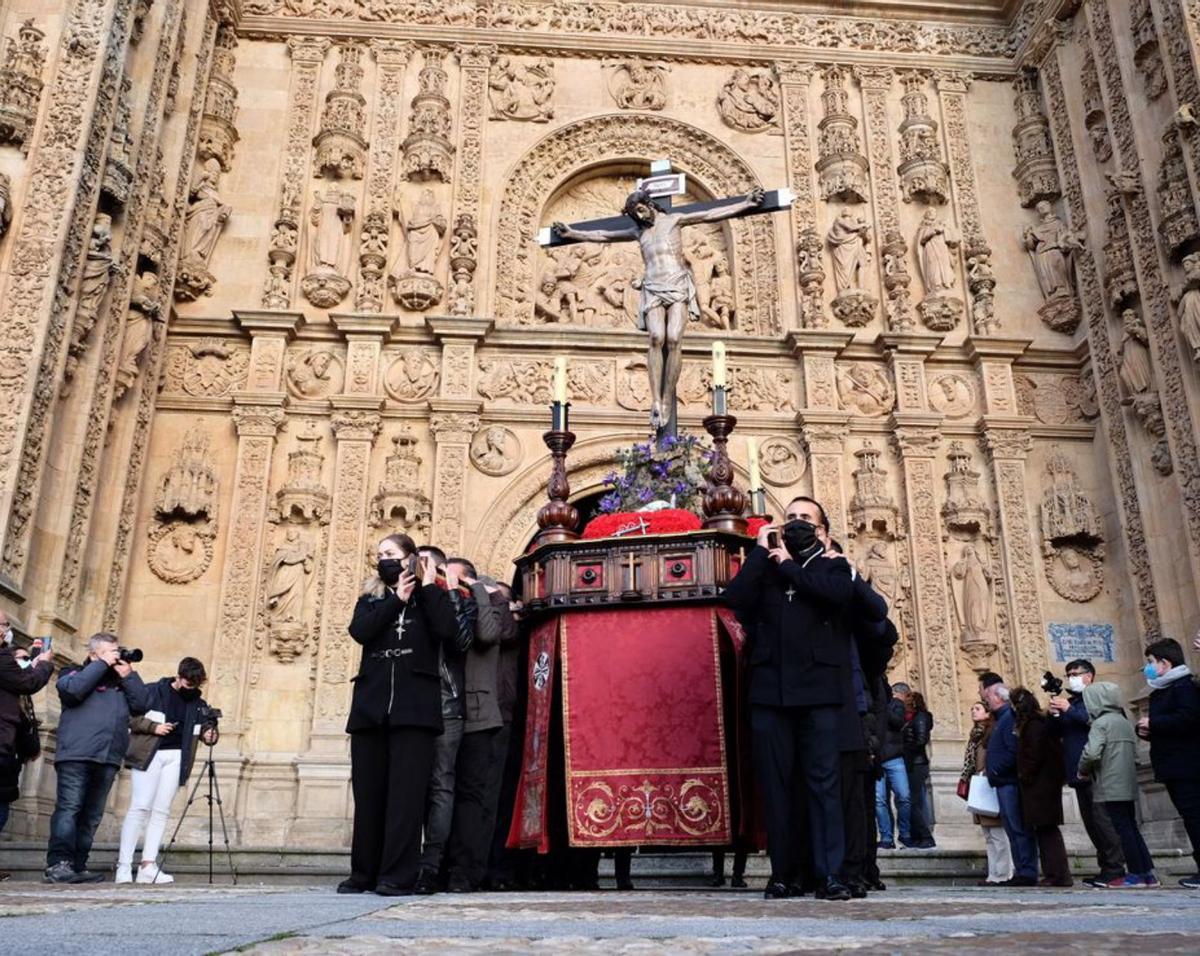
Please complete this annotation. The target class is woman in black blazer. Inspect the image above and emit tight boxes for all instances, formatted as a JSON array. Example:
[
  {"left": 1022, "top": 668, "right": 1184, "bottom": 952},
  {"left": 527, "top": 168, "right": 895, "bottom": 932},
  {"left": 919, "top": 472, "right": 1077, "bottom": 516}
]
[{"left": 339, "top": 533, "right": 458, "bottom": 895}]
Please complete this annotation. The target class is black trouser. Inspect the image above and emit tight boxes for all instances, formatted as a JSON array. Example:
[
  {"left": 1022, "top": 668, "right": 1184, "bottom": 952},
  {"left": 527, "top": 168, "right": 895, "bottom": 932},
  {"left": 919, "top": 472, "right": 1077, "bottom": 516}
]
[
  {"left": 839, "top": 750, "right": 870, "bottom": 884},
  {"left": 446, "top": 726, "right": 506, "bottom": 888},
  {"left": 488, "top": 719, "right": 527, "bottom": 886},
  {"left": 862, "top": 763, "right": 881, "bottom": 882},
  {"left": 1103, "top": 801, "right": 1154, "bottom": 876},
  {"left": 350, "top": 727, "right": 437, "bottom": 889},
  {"left": 1165, "top": 779, "right": 1200, "bottom": 872},
  {"left": 906, "top": 760, "right": 933, "bottom": 842},
  {"left": 1074, "top": 782, "right": 1126, "bottom": 878},
  {"left": 751, "top": 703, "right": 843, "bottom": 883}
]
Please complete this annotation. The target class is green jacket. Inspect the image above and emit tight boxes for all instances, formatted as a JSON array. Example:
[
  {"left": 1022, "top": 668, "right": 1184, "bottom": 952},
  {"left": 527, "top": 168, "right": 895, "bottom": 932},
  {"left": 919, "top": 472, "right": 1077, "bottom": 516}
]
[{"left": 1078, "top": 681, "right": 1137, "bottom": 803}]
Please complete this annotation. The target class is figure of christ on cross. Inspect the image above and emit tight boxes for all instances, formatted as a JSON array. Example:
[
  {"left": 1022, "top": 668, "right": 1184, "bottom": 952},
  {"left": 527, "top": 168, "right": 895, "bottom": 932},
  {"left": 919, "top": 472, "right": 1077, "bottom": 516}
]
[{"left": 548, "top": 182, "right": 777, "bottom": 438}]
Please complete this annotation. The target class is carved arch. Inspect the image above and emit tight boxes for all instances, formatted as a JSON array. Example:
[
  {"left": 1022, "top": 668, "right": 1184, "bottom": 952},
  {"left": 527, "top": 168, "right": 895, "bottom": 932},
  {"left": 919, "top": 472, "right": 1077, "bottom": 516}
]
[
  {"left": 492, "top": 113, "right": 781, "bottom": 335},
  {"left": 474, "top": 432, "right": 788, "bottom": 579}
]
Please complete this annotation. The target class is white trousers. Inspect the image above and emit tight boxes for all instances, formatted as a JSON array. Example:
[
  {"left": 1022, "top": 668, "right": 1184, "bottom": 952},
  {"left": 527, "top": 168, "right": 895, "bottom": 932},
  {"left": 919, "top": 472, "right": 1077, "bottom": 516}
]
[
  {"left": 118, "top": 749, "right": 182, "bottom": 866},
  {"left": 983, "top": 823, "right": 1013, "bottom": 882}
]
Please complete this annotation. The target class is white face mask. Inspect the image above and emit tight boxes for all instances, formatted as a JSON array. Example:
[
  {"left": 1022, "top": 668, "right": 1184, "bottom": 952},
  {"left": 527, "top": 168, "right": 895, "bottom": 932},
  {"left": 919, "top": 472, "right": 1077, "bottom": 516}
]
[
  {"left": 16, "top": 658, "right": 32, "bottom": 670},
  {"left": 1067, "top": 675, "right": 1087, "bottom": 694},
  {"left": 2, "top": 628, "right": 12, "bottom": 646}
]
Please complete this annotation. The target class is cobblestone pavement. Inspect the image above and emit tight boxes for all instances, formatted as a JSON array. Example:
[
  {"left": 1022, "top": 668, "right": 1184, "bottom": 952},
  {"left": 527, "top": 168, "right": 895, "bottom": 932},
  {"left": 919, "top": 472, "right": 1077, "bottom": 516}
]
[{"left": 2, "top": 883, "right": 1199, "bottom": 954}]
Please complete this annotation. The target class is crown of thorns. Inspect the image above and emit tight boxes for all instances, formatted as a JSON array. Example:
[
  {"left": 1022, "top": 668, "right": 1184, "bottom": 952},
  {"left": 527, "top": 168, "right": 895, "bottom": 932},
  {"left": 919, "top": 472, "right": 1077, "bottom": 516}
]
[{"left": 623, "top": 188, "right": 667, "bottom": 220}]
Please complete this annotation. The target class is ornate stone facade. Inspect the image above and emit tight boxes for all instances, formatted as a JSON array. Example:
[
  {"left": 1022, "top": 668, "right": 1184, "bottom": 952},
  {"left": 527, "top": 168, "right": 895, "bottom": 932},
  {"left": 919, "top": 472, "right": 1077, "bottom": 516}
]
[{"left": 1, "top": 0, "right": 1196, "bottom": 852}]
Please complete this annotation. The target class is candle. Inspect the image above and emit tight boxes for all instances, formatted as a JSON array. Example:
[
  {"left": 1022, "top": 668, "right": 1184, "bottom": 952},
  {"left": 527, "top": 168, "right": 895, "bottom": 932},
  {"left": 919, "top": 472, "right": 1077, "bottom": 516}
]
[
  {"left": 712, "top": 341, "right": 726, "bottom": 388},
  {"left": 747, "top": 437, "right": 761, "bottom": 490},
  {"left": 553, "top": 357, "right": 568, "bottom": 405}
]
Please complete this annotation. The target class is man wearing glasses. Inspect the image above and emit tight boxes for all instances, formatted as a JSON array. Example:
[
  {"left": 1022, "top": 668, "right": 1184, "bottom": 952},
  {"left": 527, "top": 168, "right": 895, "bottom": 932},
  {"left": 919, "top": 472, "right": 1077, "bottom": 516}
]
[{"left": 1048, "top": 659, "right": 1127, "bottom": 887}]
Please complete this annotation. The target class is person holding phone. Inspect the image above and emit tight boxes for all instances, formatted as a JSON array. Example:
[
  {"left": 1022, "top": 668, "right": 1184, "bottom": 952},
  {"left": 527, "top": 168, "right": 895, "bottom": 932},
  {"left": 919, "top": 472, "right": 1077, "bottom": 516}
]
[
  {"left": 116, "top": 657, "right": 216, "bottom": 884},
  {"left": 1, "top": 613, "right": 54, "bottom": 849},
  {"left": 339, "top": 534, "right": 459, "bottom": 895}
]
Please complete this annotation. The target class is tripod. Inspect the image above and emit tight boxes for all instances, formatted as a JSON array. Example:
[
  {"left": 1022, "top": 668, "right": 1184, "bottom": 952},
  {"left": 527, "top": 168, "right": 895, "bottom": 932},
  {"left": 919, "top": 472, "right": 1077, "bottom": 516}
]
[{"left": 157, "top": 733, "right": 238, "bottom": 885}]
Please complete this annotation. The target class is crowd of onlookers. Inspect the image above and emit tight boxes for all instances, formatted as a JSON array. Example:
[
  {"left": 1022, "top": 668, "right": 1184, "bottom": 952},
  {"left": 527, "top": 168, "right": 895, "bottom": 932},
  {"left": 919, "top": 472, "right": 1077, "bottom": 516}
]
[{"left": 959, "top": 638, "right": 1200, "bottom": 889}]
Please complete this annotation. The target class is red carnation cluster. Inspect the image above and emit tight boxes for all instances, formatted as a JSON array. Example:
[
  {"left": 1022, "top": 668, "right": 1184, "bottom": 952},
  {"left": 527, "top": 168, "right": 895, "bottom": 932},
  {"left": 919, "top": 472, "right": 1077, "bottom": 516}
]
[{"left": 581, "top": 509, "right": 703, "bottom": 539}]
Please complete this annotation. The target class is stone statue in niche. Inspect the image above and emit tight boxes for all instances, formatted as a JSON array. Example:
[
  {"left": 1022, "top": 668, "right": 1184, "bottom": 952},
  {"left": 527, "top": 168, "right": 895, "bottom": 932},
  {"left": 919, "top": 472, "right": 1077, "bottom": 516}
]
[
  {"left": 175, "top": 157, "right": 232, "bottom": 301},
  {"left": 717, "top": 68, "right": 779, "bottom": 133},
  {"left": 0, "top": 172, "right": 12, "bottom": 237},
  {"left": 608, "top": 61, "right": 668, "bottom": 111},
  {"left": 488, "top": 56, "right": 554, "bottom": 122},
  {"left": 1023, "top": 200, "right": 1083, "bottom": 334},
  {"left": 146, "top": 426, "right": 219, "bottom": 585},
  {"left": 835, "top": 363, "right": 895, "bottom": 417},
  {"left": 1175, "top": 251, "right": 1200, "bottom": 364},
  {"left": 265, "top": 526, "right": 315, "bottom": 662},
  {"left": 967, "top": 252, "right": 999, "bottom": 336},
  {"left": 301, "top": 189, "right": 355, "bottom": 308},
  {"left": 286, "top": 348, "right": 341, "bottom": 399},
  {"left": 826, "top": 210, "right": 876, "bottom": 327},
  {"left": 1117, "top": 308, "right": 1153, "bottom": 396},
  {"left": 470, "top": 425, "right": 522, "bottom": 477},
  {"left": 62, "top": 213, "right": 115, "bottom": 390},
  {"left": 391, "top": 188, "right": 446, "bottom": 311},
  {"left": 860, "top": 540, "right": 907, "bottom": 607},
  {"left": 113, "top": 271, "right": 164, "bottom": 401},
  {"left": 915, "top": 209, "right": 963, "bottom": 332},
  {"left": 950, "top": 543, "right": 997, "bottom": 663}
]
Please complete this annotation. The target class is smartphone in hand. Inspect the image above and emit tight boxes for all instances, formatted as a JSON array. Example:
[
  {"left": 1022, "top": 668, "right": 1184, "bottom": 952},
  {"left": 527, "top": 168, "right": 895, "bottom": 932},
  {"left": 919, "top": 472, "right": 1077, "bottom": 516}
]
[{"left": 767, "top": 531, "right": 780, "bottom": 550}]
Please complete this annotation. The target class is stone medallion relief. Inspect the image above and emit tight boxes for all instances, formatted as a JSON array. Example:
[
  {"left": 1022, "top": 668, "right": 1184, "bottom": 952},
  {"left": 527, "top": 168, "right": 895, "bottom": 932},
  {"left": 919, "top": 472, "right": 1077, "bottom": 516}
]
[
  {"left": 383, "top": 347, "right": 440, "bottom": 402},
  {"left": 286, "top": 347, "right": 344, "bottom": 400},
  {"left": 835, "top": 363, "right": 895, "bottom": 417},
  {"left": 758, "top": 436, "right": 807, "bottom": 487},
  {"left": 927, "top": 372, "right": 976, "bottom": 419},
  {"left": 470, "top": 425, "right": 522, "bottom": 477}
]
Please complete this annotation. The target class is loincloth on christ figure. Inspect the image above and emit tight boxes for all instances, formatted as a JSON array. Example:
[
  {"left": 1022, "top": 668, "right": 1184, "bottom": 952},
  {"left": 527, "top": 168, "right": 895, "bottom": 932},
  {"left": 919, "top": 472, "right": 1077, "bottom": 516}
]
[{"left": 636, "top": 269, "right": 700, "bottom": 331}]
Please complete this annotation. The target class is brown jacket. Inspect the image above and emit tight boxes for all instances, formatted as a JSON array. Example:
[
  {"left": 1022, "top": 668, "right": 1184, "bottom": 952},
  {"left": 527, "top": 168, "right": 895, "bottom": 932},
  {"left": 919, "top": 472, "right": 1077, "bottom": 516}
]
[
  {"left": 1017, "top": 714, "right": 1066, "bottom": 829},
  {"left": 968, "top": 720, "right": 1002, "bottom": 828}
]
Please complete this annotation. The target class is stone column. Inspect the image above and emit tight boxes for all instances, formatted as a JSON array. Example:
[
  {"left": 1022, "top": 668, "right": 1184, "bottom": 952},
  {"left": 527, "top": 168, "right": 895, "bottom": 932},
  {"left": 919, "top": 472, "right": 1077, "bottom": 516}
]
[
  {"left": 1158, "top": 1, "right": 1200, "bottom": 235},
  {"left": 791, "top": 330, "right": 852, "bottom": 540},
  {"left": 427, "top": 316, "right": 491, "bottom": 402},
  {"left": 878, "top": 332, "right": 943, "bottom": 414},
  {"left": 0, "top": 0, "right": 140, "bottom": 591},
  {"left": 891, "top": 420, "right": 961, "bottom": 739},
  {"left": 774, "top": 62, "right": 819, "bottom": 329},
  {"left": 429, "top": 408, "right": 482, "bottom": 556},
  {"left": 451, "top": 44, "right": 496, "bottom": 315}
]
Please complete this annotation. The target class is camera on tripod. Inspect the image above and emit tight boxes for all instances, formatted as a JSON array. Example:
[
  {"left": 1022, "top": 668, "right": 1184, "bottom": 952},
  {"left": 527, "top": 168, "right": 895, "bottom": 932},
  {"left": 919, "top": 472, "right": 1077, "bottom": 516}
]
[
  {"left": 1040, "top": 670, "right": 1064, "bottom": 696},
  {"left": 117, "top": 646, "right": 143, "bottom": 663},
  {"left": 197, "top": 704, "right": 222, "bottom": 744}
]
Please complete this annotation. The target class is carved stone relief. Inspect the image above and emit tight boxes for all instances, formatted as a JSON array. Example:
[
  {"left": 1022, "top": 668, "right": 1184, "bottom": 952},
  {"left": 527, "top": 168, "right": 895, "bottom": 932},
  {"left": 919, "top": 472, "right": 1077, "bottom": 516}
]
[
  {"left": 1014, "top": 372, "right": 1088, "bottom": 425},
  {"left": 717, "top": 68, "right": 779, "bottom": 133},
  {"left": 470, "top": 425, "right": 521, "bottom": 477},
  {"left": 897, "top": 71, "right": 948, "bottom": 205},
  {"left": 607, "top": 61, "right": 668, "bottom": 111},
  {"left": 478, "top": 357, "right": 611, "bottom": 405},
  {"left": 391, "top": 186, "right": 446, "bottom": 310},
  {"left": 1081, "top": 51, "right": 1111, "bottom": 164},
  {"left": 758, "top": 436, "right": 806, "bottom": 487},
  {"left": 263, "top": 525, "right": 317, "bottom": 662},
  {"left": 826, "top": 209, "right": 876, "bottom": 327},
  {"left": 102, "top": 76, "right": 135, "bottom": 205},
  {"left": 62, "top": 213, "right": 115, "bottom": 390},
  {"left": 384, "top": 347, "right": 440, "bottom": 402},
  {"left": 949, "top": 542, "right": 998, "bottom": 667},
  {"left": 1132, "top": 0, "right": 1168, "bottom": 100},
  {"left": 795, "top": 226, "right": 828, "bottom": 329},
  {"left": 848, "top": 440, "right": 901, "bottom": 540},
  {"left": 1040, "top": 452, "right": 1103, "bottom": 603},
  {"left": 146, "top": 426, "right": 219, "bottom": 585},
  {"left": 816, "top": 66, "right": 869, "bottom": 204},
  {"left": 1156, "top": 126, "right": 1200, "bottom": 259},
  {"left": 1023, "top": 200, "right": 1082, "bottom": 334},
  {"left": 161, "top": 339, "right": 251, "bottom": 397},
  {"left": 489, "top": 56, "right": 554, "bottom": 122},
  {"left": 302, "top": 189, "right": 356, "bottom": 307},
  {"left": 1177, "top": 252, "right": 1200, "bottom": 364},
  {"left": 315, "top": 42, "right": 368, "bottom": 180},
  {"left": 1010, "top": 71, "right": 1060, "bottom": 209},
  {"left": 0, "top": 19, "right": 46, "bottom": 155},
  {"left": 941, "top": 440, "right": 991, "bottom": 539},
  {"left": 915, "top": 209, "right": 962, "bottom": 332},
  {"left": 176, "top": 158, "right": 233, "bottom": 302},
  {"left": 1102, "top": 186, "right": 1138, "bottom": 310},
  {"left": 198, "top": 25, "right": 239, "bottom": 173},
  {"left": 403, "top": 47, "right": 453, "bottom": 182},
  {"left": 371, "top": 430, "right": 431, "bottom": 536},
  {"left": 835, "top": 363, "right": 895, "bottom": 418},
  {"left": 286, "top": 348, "right": 344, "bottom": 400},
  {"left": 928, "top": 372, "right": 976, "bottom": 419},
  {"left": 0, "top": 172, "right": 11, "bottom": 238},
  {"left": 114, "top": 271, "right": 165, "bottom": 401}
]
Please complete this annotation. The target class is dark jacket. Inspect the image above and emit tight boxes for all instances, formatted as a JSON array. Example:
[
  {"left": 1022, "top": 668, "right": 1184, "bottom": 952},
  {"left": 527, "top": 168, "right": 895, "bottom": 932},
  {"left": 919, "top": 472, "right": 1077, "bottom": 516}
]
[
  {"left": 722, "top": 545, "right": 854, "bottom": 708},
  {"left": 347, "top": 583, "right": 459, "bottom": 734},
  {"left": 0, "top": 645, "right": 53, "bottom": 758},
  {"left": 441, "top": 588, "right": 477, "bottom": 721},
  {"left": 1050, "top": 693, "right": 1091, "bottom": 787},
  {"left": 879, "top": 697, "right": 906, "bottom": 764},
  {"left": 902, "top": 710, "right": 933, "bottom": 767},
  {"left": 985, "top": 702, "right": 1018, "bottom": 787},
  {"left": 56, "top": 660, "right": 148, "bottom": 766},
  {"left": 1016, "top": 714, "right": 1066, "bottom": 828},
  {"left": 1147, "top": 671, "right": 1200, "bottom": 782},
  {"left": 497, "top": 619, "right": 526, "bottom": 725},
  {"left": 835, "top": 574, "right": 890, "bottom": 753},
  {"left": 124, "top": 677, "right": 207, "bottom": 786},
  {"left": 463, "top": 584, "right": 518, "bottom": 734}
]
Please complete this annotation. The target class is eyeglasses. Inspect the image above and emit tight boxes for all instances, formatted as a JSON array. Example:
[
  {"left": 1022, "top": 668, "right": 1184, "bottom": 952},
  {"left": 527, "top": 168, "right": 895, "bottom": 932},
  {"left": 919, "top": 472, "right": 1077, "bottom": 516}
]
[{"left": 1065, "top": 671, "right": 1087, "bottom": 678}]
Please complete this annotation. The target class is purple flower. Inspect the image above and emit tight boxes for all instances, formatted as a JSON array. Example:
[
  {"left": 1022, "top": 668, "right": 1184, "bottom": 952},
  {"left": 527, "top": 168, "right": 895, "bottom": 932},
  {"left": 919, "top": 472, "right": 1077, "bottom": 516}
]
[{"left": 638, "top": 486, "right": 653, "bottom": 503}]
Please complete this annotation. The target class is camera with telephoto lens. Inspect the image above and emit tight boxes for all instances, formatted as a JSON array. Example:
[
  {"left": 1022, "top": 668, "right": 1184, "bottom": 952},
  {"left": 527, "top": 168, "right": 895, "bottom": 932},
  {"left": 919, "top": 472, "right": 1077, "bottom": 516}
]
[
  {"left": 1040, "top": 670, "right": 1064, "bottom": 696},
  {"left": 197, "top": 704, "right": 222, "bottom": 744},
  {"left": 117, "top": 646, "right": 143, "bottom": 663}
]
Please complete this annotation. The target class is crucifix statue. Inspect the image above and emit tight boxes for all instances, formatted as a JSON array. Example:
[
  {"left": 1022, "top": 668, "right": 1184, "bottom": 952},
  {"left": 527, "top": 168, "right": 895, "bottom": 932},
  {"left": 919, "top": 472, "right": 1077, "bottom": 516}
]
[{"left": 541, "top": 161, "right": 792, "bottom": 441}]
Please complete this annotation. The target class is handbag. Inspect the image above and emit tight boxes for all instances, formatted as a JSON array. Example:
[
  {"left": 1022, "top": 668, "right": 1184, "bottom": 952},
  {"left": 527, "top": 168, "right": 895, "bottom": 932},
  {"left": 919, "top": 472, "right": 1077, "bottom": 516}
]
[
  {"left": 966, "top": 773, "right": 1000, "bottom": 817},
  {"left": 956, "top": 777, "right": 970, "bottom": 800},
  {"left": 15, "top": 707, "right": 41, "bottom": 762}
]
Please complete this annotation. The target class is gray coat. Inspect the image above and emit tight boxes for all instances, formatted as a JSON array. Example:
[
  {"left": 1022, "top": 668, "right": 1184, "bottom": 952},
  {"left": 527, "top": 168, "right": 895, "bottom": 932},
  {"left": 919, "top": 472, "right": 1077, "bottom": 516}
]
[
  {"left": 56, "top": 661, "right": 148, "bottom": 767},
  {"left": 463, "top": 583, "right": 518, "bottom": 733}
]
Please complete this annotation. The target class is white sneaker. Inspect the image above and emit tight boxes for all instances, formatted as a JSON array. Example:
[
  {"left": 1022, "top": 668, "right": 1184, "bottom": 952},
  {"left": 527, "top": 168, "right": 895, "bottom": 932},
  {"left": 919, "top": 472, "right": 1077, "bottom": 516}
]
[
  {"left": 136, "top": 863, "right": 174, "bottom": 884},
  {"left": 115, "top": 865, "right": 133, "bottom": 885}
]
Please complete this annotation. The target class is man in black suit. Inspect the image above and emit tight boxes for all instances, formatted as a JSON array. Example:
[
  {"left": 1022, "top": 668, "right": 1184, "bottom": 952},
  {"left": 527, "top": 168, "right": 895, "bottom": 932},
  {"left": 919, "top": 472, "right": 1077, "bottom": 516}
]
[{"left": 723, "top": 496, "right": 854, "bottom": 901}]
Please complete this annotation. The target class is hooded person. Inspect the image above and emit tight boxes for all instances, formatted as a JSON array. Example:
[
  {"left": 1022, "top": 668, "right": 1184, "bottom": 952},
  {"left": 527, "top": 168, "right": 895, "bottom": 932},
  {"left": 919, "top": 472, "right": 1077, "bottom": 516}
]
[{"left": 1079, "top": 681, "right": 1157, "bottom": 888}]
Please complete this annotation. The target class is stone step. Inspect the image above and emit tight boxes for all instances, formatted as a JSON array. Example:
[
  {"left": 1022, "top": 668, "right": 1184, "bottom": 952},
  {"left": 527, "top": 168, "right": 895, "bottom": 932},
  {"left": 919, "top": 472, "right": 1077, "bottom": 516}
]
[{"left": 2, "top": 840, "right": 1192, "bottom": 885}]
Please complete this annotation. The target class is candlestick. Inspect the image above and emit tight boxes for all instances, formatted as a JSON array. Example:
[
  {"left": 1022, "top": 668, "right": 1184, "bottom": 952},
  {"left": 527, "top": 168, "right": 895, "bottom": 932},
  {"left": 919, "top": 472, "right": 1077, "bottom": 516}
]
[
  {"left": 747, "top": 437, "right": 760, "bottom": 491},
  {"left": 701, "top": 411, "right": 747, "bottom": 534},
  {"left": 554, "top": 356, "right": 568, "bottom": 404},
  {"left": 712, "top": 385, "right": 727, "bottom": 416},
  {"left": 535, "top": 423, "right": 579, "bottom": 546},
  {"left": 750, "top": 488, "right": 767, "bottom": 518},
  {"left": 711, "top": 341, "right": 726, "bottom": 388},
  {"left": 550, "top": 401, "right": 569, "bottom": 432}
]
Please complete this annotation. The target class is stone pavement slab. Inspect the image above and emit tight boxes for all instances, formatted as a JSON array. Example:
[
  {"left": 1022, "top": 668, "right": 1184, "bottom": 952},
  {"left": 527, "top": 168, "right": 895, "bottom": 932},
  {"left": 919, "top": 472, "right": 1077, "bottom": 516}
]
[{"left": 1, "top": 884, "right": 1199, "bottom": 954}]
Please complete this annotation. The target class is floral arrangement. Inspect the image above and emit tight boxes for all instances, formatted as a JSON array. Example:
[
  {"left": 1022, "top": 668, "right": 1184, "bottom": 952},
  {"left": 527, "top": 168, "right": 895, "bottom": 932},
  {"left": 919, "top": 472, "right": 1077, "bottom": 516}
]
[
  {"left": 582, "top": 509, "right": 702, "bottom": 539},
  {"left": 595, "top": 434, "right": 712, "bottom": 515}
]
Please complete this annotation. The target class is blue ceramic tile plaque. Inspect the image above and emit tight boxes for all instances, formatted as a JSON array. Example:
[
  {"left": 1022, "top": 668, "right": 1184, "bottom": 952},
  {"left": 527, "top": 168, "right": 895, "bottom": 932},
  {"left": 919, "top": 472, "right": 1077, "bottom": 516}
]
[{"left": 1047, "top": 622, "right": 1116, "bottom": 663}]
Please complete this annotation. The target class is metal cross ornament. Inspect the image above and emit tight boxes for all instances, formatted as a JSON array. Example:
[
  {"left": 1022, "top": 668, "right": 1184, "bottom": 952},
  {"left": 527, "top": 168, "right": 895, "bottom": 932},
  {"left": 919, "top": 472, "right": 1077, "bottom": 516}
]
[{"left": 785, "top": 586, "right": 796, "bottom": 604}]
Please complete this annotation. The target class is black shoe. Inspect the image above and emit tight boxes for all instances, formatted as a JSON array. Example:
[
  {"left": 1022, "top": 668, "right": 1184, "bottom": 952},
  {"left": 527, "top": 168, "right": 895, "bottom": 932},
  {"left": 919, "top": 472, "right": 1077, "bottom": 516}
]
[
  {"left": 447, "top": 880, "right": 474, "bottom": 893},
  {"left": 898, "top": 838, "right": 921, "bottom": 849},
  {"left": 866, "top": 877, "right": 887, "bottom": 892},
  {"left": 847, "top": 879, "right": 868, "bottom": 899},
  {"left": 413, "top": 871, "right": 438, "bottom": 895},
  {"left": 916, "top": 839, "right": 937, "bottom": 849},
  {"left": 786, "top": 882, "right": 810, "bottom": 898},
  {"left": 616, "top": 878, "right": 635, "bottom": 891},
  {"left": 999, "top": 875, "right": 1036, "bottom": 887},
  {"left": 731, "top": 875, "right": 747, "bottom": 889},
  {"left": 337, "top": 878, "right": 372, "bottom": 894},
  {"left": 708, "top": 873, "right": 726, "bottom": 887},
  {"left": 375, "top": 882, "right": 415, "bottom": 896},
  {"left": 71, "top": 869, "right": 105, "bottom": 884},
  {"left": 815, "top": 877, "right": 851, "bottom": 901},
  {"left": 0, "top": 871, "right": 10, "bottom": 882},
  {"left": 1179, "top": 874, "right": 1200, "bottom": 889},
  {"left": 44, "top": 862, "right": 77, "bottom": 883},
  {"left": 763, "top": 881, "right": 790, "bottom": 899},
  {"left": 876, "top": 840, "right": 895, "bottom": 850}
]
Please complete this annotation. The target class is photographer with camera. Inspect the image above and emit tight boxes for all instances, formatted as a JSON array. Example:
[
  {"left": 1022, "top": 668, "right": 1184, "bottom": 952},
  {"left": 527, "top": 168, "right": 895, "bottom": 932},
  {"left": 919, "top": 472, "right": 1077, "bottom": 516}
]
[
  {"left": 45, "top": 633, "right": 147, "bottom": 883},
  {"left": 116, "top": 657, "right": 217, "bottom": 884},
  {"left": 1, "top": 612, "right": 54, "bottom": 852},
  {"left": 1046, "top": 660, "right": 1126, "bottom": 887}
]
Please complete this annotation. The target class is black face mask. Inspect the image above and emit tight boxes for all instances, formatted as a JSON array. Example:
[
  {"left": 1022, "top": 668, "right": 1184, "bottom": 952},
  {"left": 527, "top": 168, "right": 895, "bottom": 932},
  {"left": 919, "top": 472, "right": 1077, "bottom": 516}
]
[
  {"left": 781, "top": 519, "right": 819, "bottom": 559},
  {"left": 378, "top": 558, "right": 405, "bottom": 586},
  {"left": 178, "top": 687, "right": 201, "bottom": 702}
]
